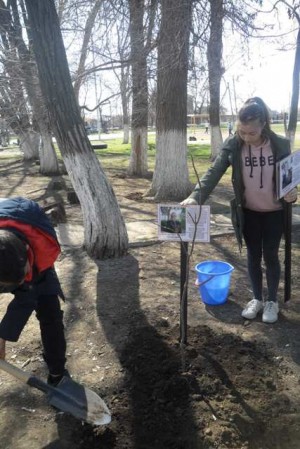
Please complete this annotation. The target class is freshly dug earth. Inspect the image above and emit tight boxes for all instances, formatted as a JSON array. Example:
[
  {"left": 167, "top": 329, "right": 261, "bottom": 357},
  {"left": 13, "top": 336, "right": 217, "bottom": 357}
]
[{"left": 0, "top": 158, "right": 300, "bottom": 449}]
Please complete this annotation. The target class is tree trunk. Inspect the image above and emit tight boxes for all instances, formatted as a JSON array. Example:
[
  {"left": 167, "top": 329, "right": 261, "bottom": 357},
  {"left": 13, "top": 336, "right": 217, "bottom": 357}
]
[
  {"left": 39, "top": 130, "right": 60, "bottom": 175},
  {"left": 20, "top": 130, "right": 39, "bottom": 160},
  {"left": 0, "top": 0, "right": 61, "bottom": 173},
  {"left": 128, "top": 0, "right": 148, "bottom": 176},
  {"left": 207, "top": 0, "right": 224, "bottom": 159},
  {"left": 24, "top": 0, "right": 128, "bottom": 259},
  {"left": 123, "top": 123, "right": 130, "bottom": 145},
  {"left": 121, "top": 74, "right": 130, "bottom": 145},
  {"left": 287, "top": 27, "right": 300, "bottom": 150},
  {"left": 148, "top": 0, "right": 192, "bottom": 201}
]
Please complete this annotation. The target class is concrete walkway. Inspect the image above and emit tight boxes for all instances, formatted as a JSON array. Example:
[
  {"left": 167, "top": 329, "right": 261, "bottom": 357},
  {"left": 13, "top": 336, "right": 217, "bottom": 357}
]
[
  {"left": 56, "top": 205, "right": 300, "bottom": 248},
  {"left": 56, "top": 220, "right": 160, "bottom": 248}
]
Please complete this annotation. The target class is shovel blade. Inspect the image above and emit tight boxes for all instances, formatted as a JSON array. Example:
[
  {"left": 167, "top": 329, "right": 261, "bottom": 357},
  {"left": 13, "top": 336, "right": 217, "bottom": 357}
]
[{"left": 48, "top": 376, "right": 111, "bottom": 425}]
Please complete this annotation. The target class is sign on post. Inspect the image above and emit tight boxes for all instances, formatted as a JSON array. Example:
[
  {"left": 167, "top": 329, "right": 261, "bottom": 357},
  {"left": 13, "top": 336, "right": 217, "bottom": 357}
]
[
  {"left": 157, "top": 204, "right": 210, "bottom": 242},
  {"left": 157, "top": 204, "right": 211, "bottom": 345},
  {"left": 276, "top": 149, "right": 300, "bottom": 199}
]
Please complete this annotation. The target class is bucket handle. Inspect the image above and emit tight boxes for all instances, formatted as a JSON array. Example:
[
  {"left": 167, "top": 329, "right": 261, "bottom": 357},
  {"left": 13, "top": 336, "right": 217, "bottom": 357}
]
[{"left": 195, "top": 275, "right": 215, "bottom": 288}]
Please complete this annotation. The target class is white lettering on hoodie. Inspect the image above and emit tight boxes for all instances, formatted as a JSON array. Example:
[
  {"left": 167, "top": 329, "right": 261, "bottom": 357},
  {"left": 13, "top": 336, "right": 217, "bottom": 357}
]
[{"left": 241, "top": 140, "right": 282, "bottom": 211}]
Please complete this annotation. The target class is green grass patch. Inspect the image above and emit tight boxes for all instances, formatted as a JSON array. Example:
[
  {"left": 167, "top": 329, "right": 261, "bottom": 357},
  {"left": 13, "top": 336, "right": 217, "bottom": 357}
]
[
  {"left": 82, "top": 134, "right": 236, "bottom": 187},
  {"left": 93, "top": 135, "right": 233, "bottom": 185},
  {"left": 95, "top": 136, "right": 156, "bottom": 170},
  {"left": 95, "top": 136, "right": 215, "bottom": 176},
  {"left": 188, "top": 143, "right": 211, "bottom": 159},
  {"left": 187, "top": 143, "right": 216, "bottom": 183}
]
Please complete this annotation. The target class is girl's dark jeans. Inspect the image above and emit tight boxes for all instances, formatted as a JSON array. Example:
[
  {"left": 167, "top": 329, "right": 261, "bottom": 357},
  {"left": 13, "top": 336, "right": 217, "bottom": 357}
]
[{"left": 243, "top": 208, "right": 284, "bottom": 303}]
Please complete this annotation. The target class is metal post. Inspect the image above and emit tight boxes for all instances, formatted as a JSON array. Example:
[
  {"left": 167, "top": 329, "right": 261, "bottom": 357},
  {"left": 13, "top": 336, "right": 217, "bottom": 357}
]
[
  {"left": 180, "top": 242, "right": 189, "bottom": 344},
  {"left": 284, "top": 203, "right": 292, "bottom": 302}
]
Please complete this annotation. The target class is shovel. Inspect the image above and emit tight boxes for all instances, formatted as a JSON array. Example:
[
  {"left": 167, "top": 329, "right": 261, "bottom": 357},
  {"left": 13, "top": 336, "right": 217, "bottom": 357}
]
[{"left": 0, "top": 359, "right": 111, "bottom": 426}]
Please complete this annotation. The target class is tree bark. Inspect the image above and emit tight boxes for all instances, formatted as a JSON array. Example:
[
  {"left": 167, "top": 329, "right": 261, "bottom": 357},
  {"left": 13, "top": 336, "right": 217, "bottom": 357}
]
[
  {"left": 123, "top": 122, "right": 130, "bottom": 145},
  {"left": 24, "top": 0, "right": 128, "bottom": 259},
  {"left": 0, "top": 0, "right": 60, "bottom": 172},
  {"left": 128, "top": 0, "right": 148, "bottom": 176},
  {"left": 39, "top": 130, "right": 60, "bottom": 174},
  {"left": 120, "top": 66, "right": 130, "bottom": 145},
  {"left": 207, "top": 0, "right": 224, "bottom": 159},
  {"left": 20, "top": 129, "right": 39, "bottom": 159},
  {"left": 287, "top": 27, "right": 300, "bottom": 150},
  {"left": 148, "top": 0, "right": 192, "bottom": 201}
]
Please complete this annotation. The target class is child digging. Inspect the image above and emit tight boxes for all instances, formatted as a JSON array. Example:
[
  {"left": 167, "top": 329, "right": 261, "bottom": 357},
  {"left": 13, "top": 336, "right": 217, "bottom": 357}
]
[{"left": 0, "top": 197, "right": 69, "bottom": 386}]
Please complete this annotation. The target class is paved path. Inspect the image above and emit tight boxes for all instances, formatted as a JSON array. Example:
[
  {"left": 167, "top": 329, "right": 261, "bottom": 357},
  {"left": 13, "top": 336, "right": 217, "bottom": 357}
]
[{"left": 56, "top": 205, "right": 300, "bottom": 248}]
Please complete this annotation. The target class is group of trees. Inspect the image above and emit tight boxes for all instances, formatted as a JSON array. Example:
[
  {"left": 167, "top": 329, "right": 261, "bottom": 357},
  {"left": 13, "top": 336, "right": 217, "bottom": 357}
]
[{"left": 0, "top": 0, "right": 299, "bottom": 259}]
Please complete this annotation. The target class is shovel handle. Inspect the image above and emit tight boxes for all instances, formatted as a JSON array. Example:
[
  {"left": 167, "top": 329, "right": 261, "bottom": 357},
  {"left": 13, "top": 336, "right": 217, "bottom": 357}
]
[{"left": 0, "top": 359, "right": 31, "bottom": 384}]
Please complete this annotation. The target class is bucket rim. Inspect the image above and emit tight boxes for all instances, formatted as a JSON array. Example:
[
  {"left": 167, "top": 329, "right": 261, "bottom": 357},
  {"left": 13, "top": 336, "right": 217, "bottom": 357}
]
[{"left": 195, "top": 260, "right": 234, "bottom": 275}]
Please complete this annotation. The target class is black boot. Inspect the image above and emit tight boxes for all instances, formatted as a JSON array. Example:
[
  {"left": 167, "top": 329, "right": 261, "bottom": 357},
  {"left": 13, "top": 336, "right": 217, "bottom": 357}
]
[{"left": 47, "top": 369, "right": 70, "bottom": 387}]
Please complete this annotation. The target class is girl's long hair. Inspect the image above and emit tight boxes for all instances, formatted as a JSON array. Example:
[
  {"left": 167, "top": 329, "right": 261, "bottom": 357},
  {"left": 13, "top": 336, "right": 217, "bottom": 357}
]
[{"left": 238, "top": 97, "right": 271, "bottom": 137}]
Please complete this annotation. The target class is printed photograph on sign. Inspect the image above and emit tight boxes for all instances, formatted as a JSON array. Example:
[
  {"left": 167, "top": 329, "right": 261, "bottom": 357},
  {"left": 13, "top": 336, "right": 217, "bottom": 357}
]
[
  {"left": 159, "top": 206, "right": 186, "bottom": 235},
  {"left": 276, "top": 149, "right": 300, "bottom": 199},
  {"left": 281, "top": 158, "right": 293, "bottom": 190},
  {"left": 157, "top": 204, "right": 210, "bottom": 242}
]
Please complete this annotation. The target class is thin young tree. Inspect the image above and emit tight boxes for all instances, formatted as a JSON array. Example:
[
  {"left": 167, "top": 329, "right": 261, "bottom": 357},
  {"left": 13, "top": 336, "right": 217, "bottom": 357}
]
[
  {"left": 24, "top": 0, "right": 128, "bottom": 259},
  {"left": 109, "top": 9, "right": 131, "bottom": 145},
  {"left": 97, "top": 1, "right": 132, "bottom": 145},
  {"left": 72, "top": 0, "right": 103, "bottom": 100}
]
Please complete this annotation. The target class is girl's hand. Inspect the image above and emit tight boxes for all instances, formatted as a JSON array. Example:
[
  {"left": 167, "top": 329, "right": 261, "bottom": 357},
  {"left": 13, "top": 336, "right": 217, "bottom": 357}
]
[
  {"left": 0, "top": 338, "right": 6, "bottom": 359},
  {"left": 180, "top": 198, "right": 198, "bottom": 206},
  {"left": 284, "top": 187, "right": 298, "bottom": 203}
]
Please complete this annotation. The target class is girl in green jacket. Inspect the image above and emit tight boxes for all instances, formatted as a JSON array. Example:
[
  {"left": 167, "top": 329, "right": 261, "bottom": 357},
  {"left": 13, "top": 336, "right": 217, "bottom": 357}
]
[{"left": 182, "top": 97, "right": 297, "bottom": 324}]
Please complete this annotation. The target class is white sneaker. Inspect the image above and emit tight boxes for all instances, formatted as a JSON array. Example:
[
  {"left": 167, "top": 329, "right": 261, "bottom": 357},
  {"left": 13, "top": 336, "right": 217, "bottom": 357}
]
[
  {"left": 262, "top": 301, "right": 279, "bottom": 323},
  {"left": 241, "top": 299, "right": 263, "bottom": 319}
]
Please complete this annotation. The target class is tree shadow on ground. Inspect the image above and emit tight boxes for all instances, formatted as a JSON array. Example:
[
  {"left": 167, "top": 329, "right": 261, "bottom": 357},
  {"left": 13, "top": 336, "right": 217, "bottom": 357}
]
[{"left": 95, "top": 254, "right": 202, "bottom": 449}]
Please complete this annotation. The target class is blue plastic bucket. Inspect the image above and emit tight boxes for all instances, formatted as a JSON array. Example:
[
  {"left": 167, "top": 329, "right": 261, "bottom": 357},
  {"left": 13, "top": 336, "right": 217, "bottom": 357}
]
[{"left": 195, "top": 260, "right": 234, "bottom": 306}]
